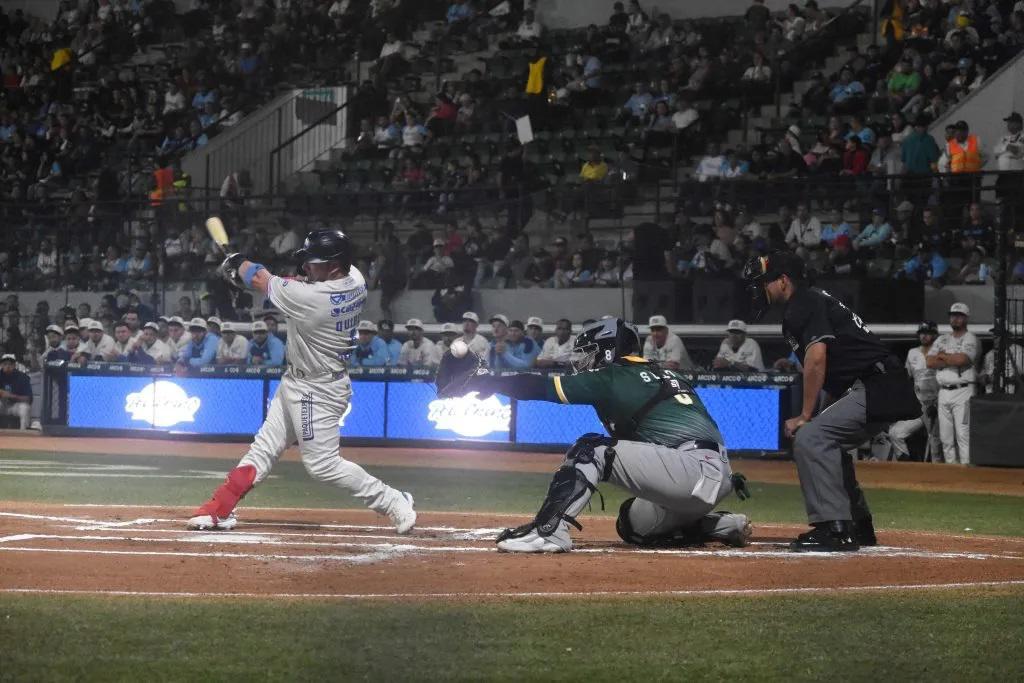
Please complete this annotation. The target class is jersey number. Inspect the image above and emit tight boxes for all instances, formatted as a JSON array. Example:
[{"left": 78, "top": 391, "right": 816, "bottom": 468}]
[
  {"left": 640, "top": 370, "right": 694, "bottom": 404},
  {"left": 820, "top": 289, "right": 871, "bottom": 333}
]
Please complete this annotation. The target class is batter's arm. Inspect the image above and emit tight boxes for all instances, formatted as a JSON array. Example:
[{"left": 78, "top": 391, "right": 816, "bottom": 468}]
[{"left": 238, "top": 261, "right": 273, "bottom": 294}]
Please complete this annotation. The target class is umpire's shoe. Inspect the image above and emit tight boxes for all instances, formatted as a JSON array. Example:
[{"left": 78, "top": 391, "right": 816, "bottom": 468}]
[
  {"left": 789, "top": 521, "right": 860, "bottom": 552},
  {"left": 854, "top": 517, "right": 878, "bottom": 546}
]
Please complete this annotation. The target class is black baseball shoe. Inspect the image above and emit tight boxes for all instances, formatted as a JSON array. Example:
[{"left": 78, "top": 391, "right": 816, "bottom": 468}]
[
  {"left": 854, "top": 517, "right": 878, "bottom": 546},
  {"left": 789, "top": 521, "right": 860, "bottom": 552}
]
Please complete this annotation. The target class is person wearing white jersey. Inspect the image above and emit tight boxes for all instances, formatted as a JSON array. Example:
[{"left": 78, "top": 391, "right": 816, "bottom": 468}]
[
  {"left": 83, "top": 319, "right": 117, "bottom": 360},
  {"left": 642, "top": 315, "right": 693, "bottom": 370},
  {"left": 927, "top": 303, "right": 979, "bottom": 464},
  {"left": 460, "top": 311, "right": 491, "bottom": 359},
  {"left": 134, "top": 322, "right": 175, "bottom": 364},
  {"left": 398, "top": 318, "right": 436, "bottom": 366},
  {"left": 534, "top": 318, "right": 575, "bottom": 368},
  {"left": 188, "top": 229, "right": 416, "bottom": 533},
  {"left": 431, "top": 322, "right": 460, "bottom": 365},
  {"left": 215, "top": 322, "right": 250, "bottom": 364},
  {"left": 889, "top": 321, "right": 942, "bottom": 461},
  {"left": 979, "top": 330, "right": 1024, "bottom": 395},
  {"left": 165, "top": 316, "right": 189, "bottom": 359},
  {"left": 712, "top": 319, "right": 764, "bottom": 370}
]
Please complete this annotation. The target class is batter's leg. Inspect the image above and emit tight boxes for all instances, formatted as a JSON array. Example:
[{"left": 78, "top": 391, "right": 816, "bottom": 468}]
[
  {"left": 937, "top": 392, "right": 957, "bottom": 464},
  {"left": 792, "top": 383, "right": 869, "bottom": 524},
  {"left": 187, "top": 383, "right": 295, "bottom": 530},
  {"left": 289, "top": 377, "right": 415, "bottom": 533}
]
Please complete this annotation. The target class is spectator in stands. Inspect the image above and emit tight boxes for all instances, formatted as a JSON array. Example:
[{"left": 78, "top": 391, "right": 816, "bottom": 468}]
[
  {"left": 954, "top": 246, "right": 990, "bottom": 284},
  {"left": 899, "top": 242, "right": 948, "bottom": 285},
  {"left": 994, "top": 111, "right": 1024, "bottom": 204},
  {"left": 829, "top": 67, "right": 865, "bottom": 113},
  {"left": 786, "top": 203, "right": 822, "bottom": 254},
  {"left": 414, "top": 239, "right": 454, "bottom": 289},
  {"left": 713, "top": 319, "right": 764, "bottom": 371},
  {"left": 515, "top": 9, "right": 543, "bottom": 43},
  {"left": 745, "top": 0, "right": 771, "bottom": 34},
  {"left": 555, "top": 252, "right": 595, "bottom": 288},
  {"left": 819, "top": 210, "right": 852, "bottom": 247},
  {"left": 869, "top": 130, "right": 903, "bottom": 178},
  {"left": 621, "top": 81, "right": 654, "bottom": 121},
  {"left": 460, "top": 312, "right": 491, "bottom": 358},
  {"left": 888, "top": 57, "right": 921, "bottom": 108},
  {"left": 133, "top": 322, "right": 174, "bottom": 364},
  {"left": 695, "top": 143, "right": 727, "bottom": 182},
  {"left": 958, "top": 202, "right": 994, "bottom": 255},
  {"left": 179, "top": 318, "right": 217, "bottom": 367},
  {"left": 214, "top": 322, "right": 248, "bottom": 364},
  {"left": 351, "top": 320, "right": 389, "bottom": 367},
  {"left": 0, "top": 354, "right": 32, "bottom": 430},
  {"left": 823, "top": 234, "right": 862, "bottom": 276},
  {"left": 579, "top": 147, "right": 608, "bottom": 183},
  {"left": 840, "top": 136, "right": 869, "bottom": 176},
  {"left": 741, "top": 51, "right": 772, "bottom": 84},
  {"left": 270, "top": 219, "right": 303, "bottom": 261},
  {"left": 247, "top": 321, "right": 284, "bottom": 365},
  {"left": 853, "top": 208, "right": 893, "bottom": 251},
  {"left": 642, "top": 315, "right": 693, "bottom": 370},
  {"left": 525, "top": 317, "right": 544, "bottom": 344},
  {"left": 398, "top": 319, "right": 436, "bottom": 366},
  {"left": 262, "top": 313, "right": 283, "bottom": 341}
]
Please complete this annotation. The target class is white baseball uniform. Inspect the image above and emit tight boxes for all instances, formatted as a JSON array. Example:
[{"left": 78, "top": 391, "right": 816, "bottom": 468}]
[
  {"left": 81, "top": 333, "right": 116, "bottom": 360},
  {"left": 216, "top": 335, "right": 250, "bottom": 364},
  {"left": 982, "top": 344, "right": 1024, "bottom": 394},
  {"left": 235, "top": 268, "right": 407, "bottom": 516},
  {"left": 642, "top": 334, "right": 694, "bottom": 369},
  {"left": 139, "top": 339, "right": 175, "bottom": 364},
  {"left": 928, "top": 331, "right": 979, "bottom": 464},
  {"left": 888, "top": 346, "right": 941, "bottom": 460},
  {"left": 537, "top": 335, "right": 576, "bottom": 365},
  {"left": 168, "top": 334, "right": 189, "bottom": 359},
  {"left": 714, "top": 337, "right": 764, "bottom": 370},
  {"left": 399, "top": 338, "right": 437, "bottom": 366},
  {"left": 460, "top": 332, "right": 491, "bottom": 360}
]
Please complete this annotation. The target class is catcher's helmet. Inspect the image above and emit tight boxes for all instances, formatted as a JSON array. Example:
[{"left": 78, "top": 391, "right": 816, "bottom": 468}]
[
  {"left": 294, "top": 229, "right": 352, "bottom": 269},
  {"left": 741, "top": 251, "right": 807, "bottom": 321},
  {"left": 571, "top": 317, "right": 641, "bottom": 373}
]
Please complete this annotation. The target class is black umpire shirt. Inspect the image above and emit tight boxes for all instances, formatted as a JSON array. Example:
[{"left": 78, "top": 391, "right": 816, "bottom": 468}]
[{"left": 782, "top": 287, "right": 890, "bottom": 396}]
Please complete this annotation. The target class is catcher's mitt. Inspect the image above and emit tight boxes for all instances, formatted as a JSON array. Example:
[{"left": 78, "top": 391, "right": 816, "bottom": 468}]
[{"left": 435, "top": 349, "right": 487, "bottom": 398}]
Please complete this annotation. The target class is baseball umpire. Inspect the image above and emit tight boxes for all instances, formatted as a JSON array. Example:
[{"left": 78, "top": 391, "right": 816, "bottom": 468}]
[
  {"left": 435, "top": 317, "right": 752, "bottom": 553},
  {"left": 187, "top": 229, "right": 417, "bottom": 534},
  {"left": 743, "top": 252, "right": 918, "bottom": 551}
]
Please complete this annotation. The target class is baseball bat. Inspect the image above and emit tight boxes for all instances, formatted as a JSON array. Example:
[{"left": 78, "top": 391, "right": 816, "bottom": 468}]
[{"left": 205, "top": 216, "right": 231, "bottom": 254}]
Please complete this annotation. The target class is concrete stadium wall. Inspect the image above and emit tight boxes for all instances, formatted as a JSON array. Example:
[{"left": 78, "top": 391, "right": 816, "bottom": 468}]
[
  {"left": 540, "top": 0, "right": 855, "bottom": 27},
  {"left": 6, "top": 0, "right": 60, "bottom": 20},
  {"left": 929, "top": 51, "right": 1024, "bottom": 169},
  {"left": 9, "top": 284, "right": 1000, "bottom": 326}
]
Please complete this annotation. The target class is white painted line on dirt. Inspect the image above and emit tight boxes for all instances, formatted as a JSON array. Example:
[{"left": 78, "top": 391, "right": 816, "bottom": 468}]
[
  {"left": 0, "top": 545, "right": 445, "bottom": 564},
  {"left": 57, "top": 526, "right": 493, "bottom": 543},
  {"left": 0, "top": 472, "right": 227, "bottom": 479},
  {"left": 3, "top": 580, "right": 1024, "bottom": 601}
]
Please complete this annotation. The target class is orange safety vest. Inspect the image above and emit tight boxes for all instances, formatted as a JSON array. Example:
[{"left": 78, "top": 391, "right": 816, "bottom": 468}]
[{"left": 948, "top": 135, "right": 982, "bottom": 173}]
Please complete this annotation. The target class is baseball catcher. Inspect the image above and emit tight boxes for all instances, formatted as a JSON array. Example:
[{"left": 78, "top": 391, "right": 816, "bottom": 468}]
[{"left": 436, "top": 318, "right": 751, "bottom": 553}]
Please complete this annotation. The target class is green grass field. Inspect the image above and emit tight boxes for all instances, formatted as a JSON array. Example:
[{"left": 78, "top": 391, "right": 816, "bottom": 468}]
[{"left": 1, "top": 447, "right": 1023, "bottom": 681}]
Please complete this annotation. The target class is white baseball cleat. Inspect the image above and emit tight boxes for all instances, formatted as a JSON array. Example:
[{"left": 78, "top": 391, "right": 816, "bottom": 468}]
[
  {"left": 389, "top": 491, "right": 417, "bottom": 535},
  {"left": 186, "top": 512, "right": 237, "bottom": 531},
  {"left": 496, "top": 526, "right": 572, "bottom": 553}
]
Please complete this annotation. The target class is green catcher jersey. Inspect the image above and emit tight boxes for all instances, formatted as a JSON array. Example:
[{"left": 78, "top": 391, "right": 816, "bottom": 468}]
[{"left": 546, "top": 356, "right": 723, "bottom": 447}]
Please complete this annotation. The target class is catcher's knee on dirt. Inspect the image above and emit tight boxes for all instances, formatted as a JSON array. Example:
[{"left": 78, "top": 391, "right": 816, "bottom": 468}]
[{"left": 615, "top": 497, "right": 704, "bottom": 547}]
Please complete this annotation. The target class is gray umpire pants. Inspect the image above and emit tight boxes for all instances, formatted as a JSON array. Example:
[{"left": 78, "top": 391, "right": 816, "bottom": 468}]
[
  {"left": 792, "top": 381, "right": 875, "bottom": 524},
  {"left": 564, "top": 439, "right": 734, "bottom": 539}
]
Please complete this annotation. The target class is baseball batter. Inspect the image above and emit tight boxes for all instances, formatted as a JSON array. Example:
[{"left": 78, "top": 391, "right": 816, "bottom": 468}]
[
  {"left": 188, "top": 229, "right": 416, "bottom": 533},
  {"left": 436, "top": 318, "right": 751, "bottom": 553},
  {"left": 927, "top": 302, "right": 979, "bottom": 464}
]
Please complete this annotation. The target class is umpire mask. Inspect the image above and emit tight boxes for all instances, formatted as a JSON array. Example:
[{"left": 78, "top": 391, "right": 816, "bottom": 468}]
[{"left": 742, "top": 252, "right": 807, "bottom": 321}]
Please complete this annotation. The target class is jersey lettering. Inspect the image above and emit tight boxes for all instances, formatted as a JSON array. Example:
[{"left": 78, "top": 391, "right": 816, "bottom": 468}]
[{"left": 820, "top": 289, "right": 871, "bottom": 333}]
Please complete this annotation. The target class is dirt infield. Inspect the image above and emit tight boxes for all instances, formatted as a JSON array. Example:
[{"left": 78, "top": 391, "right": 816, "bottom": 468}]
[
  {"left": 5, "top": 433, "right": 1024, "bottom": 496},
  {"left": 2, "top": 503, "right": 1023, "bottom": 601}
]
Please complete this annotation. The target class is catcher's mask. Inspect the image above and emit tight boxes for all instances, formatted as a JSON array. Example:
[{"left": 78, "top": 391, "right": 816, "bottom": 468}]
[
  {"left": 570, "top": 318, "right": 641, "bottom": 373},
  {"left": 742, "top": 251, "right": 807, "bottom": 321}
]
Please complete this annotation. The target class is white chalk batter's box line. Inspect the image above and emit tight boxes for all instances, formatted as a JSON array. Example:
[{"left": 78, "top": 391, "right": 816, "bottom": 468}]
[{"left": 1, "top": 512, "right": 1022, "bottom": 563}]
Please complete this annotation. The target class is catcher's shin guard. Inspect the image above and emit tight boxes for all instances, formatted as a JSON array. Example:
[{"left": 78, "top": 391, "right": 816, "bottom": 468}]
[{"left": 196, "top": 464, "right": 257, "bottom": 519}]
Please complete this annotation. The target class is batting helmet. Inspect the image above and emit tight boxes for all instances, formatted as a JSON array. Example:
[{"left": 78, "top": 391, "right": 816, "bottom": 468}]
[
  {"left": 571, "top": 317, "right": 640, "bottom": 373},
  {"left": 294, "top": 229, "right": 352, "bottom": 269}
]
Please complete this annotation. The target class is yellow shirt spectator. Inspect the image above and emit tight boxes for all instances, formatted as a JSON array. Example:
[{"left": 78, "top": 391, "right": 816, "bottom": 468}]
[
  {"left": 580, "top": 160, "right": 608, "bottom": 182},
  {"left": 51, "top": 47, "right": 73, "bottom": 72}
]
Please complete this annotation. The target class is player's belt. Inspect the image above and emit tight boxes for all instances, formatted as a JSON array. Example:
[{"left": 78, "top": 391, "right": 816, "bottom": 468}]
[
  {"left": 940, "top": 382, "right": 972, "bottom": 390},
  {"left": 681, "top": 439, "right": 722, "bottom": 453},
  {"left": 288, "top": 365, "right": 347, "bottom": 381}
]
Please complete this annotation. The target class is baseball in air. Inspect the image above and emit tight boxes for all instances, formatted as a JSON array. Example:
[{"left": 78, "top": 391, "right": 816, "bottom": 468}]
[{"left": 449, "top": 339, "right": 470, "bottom": 358}]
